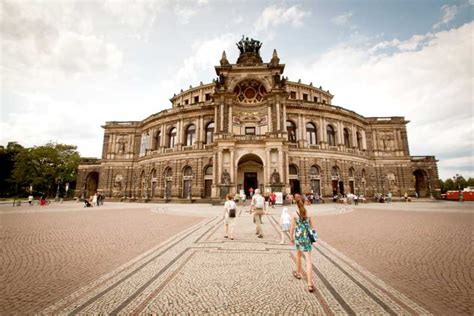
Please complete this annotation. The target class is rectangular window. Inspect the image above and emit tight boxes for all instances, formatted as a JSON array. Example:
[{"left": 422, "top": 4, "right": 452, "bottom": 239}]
[
  {"left": 314, "top": 97, "right": 318, "bottom": 102},
  {"left": 245, "top": 127, "right": 256, "bottom": 135},
  {"left": 194, "top": 96, "right": 199, "bottom": 103},
  {"left": 184, "top": 99, "right": 189, "bottom": 105},
  {"left": 303, "top": 93, "right": 308, "bottom": 101},
  {"left": 205, "top": 93, "right": 211, "bottom": 101},
  {"left": 290, "top": 91, "right": 296, "bottom": 99},
  {"left": 322, "top": 100, "right": 326, "bottom": 104}
]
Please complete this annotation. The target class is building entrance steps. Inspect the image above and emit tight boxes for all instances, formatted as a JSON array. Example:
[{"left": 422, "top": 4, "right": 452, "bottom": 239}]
[{"left": 42, "top": 205, "right": 430, "bottom": 315}]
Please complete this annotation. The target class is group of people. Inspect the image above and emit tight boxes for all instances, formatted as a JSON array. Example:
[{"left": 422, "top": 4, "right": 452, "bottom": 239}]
[
  {"left": 84, "top": 192, "right": 104, "bottom": 207},
  {"left": 223, "top": 190, "right": 317, "bottom": 292}
]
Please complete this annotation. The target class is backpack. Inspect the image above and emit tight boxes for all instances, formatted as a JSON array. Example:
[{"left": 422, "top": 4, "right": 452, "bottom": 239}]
[
  {"left": 255, "top": 195, "right": 265, "bottom": 209},
  {"left": 228, "top": 201, "right": 236, "bottom": 217}
]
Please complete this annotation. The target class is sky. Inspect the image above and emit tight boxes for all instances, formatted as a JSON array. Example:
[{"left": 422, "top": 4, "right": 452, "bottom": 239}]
[{"left": 1, "top": 0, "right": 473, "bottom": 180}]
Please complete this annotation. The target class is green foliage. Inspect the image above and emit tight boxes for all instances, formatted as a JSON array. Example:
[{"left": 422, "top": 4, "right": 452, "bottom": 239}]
[
  {"left": 3, "top": 142, "right": 80, "bottom": 197},
  {"left": 0, "top": 142, "right": 25, "bottom": 196}
]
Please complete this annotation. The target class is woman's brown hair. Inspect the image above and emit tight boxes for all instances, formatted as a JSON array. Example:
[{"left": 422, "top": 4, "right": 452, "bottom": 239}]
[
  {"left": 226, "top": 193, "right": 234, "bottom": 200},
  {"left": 296, "top": 199, "right": 307, "bottom": 219}
]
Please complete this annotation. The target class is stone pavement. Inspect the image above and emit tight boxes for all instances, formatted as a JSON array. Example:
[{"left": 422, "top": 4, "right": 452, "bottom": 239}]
[{"left": 39, "top": 204, "right": 430, "bottom": 315}]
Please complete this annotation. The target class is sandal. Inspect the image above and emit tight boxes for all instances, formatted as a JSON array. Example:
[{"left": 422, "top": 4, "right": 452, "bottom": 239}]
[
  {"left": 308, "top": 285, "right": 315, "bottom": 293},
  {"left": 292, "top": 271, "right": 302, "bottom": 279}
]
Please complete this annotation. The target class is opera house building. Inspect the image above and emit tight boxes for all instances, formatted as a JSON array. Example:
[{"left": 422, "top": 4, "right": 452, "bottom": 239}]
[{"left": 76, "top": 37, "right": 440, "bottom": 202}]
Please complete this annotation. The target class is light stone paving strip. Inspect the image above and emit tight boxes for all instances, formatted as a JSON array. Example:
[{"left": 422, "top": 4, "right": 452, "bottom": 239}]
[
  {"left": 317, "top": 240, "right": 431, "bottom": 315},
  {"left": 41, "top": 205, "right": 431, "bottom": 315}
]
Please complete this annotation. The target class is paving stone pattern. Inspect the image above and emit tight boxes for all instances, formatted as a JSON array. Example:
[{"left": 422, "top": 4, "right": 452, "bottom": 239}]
[{"left": 38, "top": 205, "right": 430, "bottom": 315}]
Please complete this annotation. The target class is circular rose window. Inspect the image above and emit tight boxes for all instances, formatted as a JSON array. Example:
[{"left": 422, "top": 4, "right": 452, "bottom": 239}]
[{"left": 234, "top": 80, "right": 267, "bottom": 104}]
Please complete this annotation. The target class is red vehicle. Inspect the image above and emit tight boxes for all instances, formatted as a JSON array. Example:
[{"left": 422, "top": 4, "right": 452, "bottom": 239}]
[{"left": 446, "top": 189, "right": 474, "bottom": 201}]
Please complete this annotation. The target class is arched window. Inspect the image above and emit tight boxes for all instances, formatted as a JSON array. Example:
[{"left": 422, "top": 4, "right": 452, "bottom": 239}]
[
  {"left": 331, "top": 166, "right": 340, "bottom": 177},
  {"left": 327, "top": 125, "right": 336, "bottom": 146},
  {"left": 344, "top": 128, "right": 351, "bottom": 148},
  {"left": 165, "top": 168, "right": 173, "bottom": 177},
  {"left": 289, "top": 164, "right": 298, "bottom": 175},
  {"left": 349, "top": 167, "right": 355, "bottom": 178},
  {"left": 183, "top": 166, "right": 193, "bottom": 176},
  {"left": 357, "top": 131, "right": 363, "bottom": 150},
  {"left": 306, "top": 122, "right": 317, "bottom": 145},
  {"left": 204, "top": 165, "right": 213, "bottom": 175},
  {"left": 168, "top": 127, "right": 177, "bottom": 148},
  {"left": 185, "top": 124, "right": 196, "bottom": 146},
  {"left": 309, "top": 165, "right": 320, "bottom": 176},
  {"left": 154, "top": 131, "right": 161, "bottom": 149},
  {"left": 361, "top": 169, "right": 366, "bottom": 178},
  {"left": 205, "top": 122, "right": 214, "bottom": 144},
  {"left": 287, "top": 121, "right": 297, "bottom": 143}
]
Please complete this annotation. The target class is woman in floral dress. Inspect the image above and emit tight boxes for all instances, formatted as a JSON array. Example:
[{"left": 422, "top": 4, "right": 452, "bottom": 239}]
[{"left": 290, "top": 199, "right": 315, "bottom": 292}]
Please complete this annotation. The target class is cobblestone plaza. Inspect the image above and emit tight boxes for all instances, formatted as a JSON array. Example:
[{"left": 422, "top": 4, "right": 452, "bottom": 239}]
[{"left": 0, "top": 201, "right": 472, "bottom": 314}]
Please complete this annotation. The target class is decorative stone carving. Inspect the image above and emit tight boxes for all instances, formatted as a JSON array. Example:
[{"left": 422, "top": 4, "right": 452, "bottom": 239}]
[
  {"left": 271, "top": 169, "right": 281, "bottom": 184},
  {"left": 221, "top": 169, "right": 231, "bottom": 185}
]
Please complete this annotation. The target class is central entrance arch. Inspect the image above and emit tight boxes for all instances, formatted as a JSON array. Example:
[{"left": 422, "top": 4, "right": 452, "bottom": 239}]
[{"left": 237, "top": 153, "right": 264, "bottom": 197}]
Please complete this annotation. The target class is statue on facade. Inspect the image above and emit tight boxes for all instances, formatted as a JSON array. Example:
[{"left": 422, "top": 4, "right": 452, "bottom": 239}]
[
  {"left": 221, "top": 169, "right": 231, "bottom": 185},
  {"left": 271, "top": 169, "right": 281, "bottom": 184},
  {"left": 117, "top": 138, "right": 127, "bottom": 154},
  {"left": 236, "top": 36, "right": 263, "bottom": 65}
]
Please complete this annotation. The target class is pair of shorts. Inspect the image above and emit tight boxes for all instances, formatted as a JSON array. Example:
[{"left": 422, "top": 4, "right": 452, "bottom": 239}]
[{"left": 281, "top": 223, "right": 290, "bottom": 231}]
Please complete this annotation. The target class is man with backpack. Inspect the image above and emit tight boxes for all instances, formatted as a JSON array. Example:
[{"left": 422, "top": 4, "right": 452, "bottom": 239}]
[{"left": 251, "top": 189, "right": 265, "bottom": 238}]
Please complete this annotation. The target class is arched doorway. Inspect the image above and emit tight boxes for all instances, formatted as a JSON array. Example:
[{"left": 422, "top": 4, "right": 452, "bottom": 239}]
[
  {"left": 164, "top": 168, "right": 172, "bottom": 199},
  {"left": 182, "top": 166, "right": 193, "bottom": 198},
  {"left": 203, "top": 165, "right": 213, "bottom": 198},
  {"left": 85, "top": 172, "right": 99, "bottom": 199},
  {"left": 237, "top": 154, "right": 264, "bottom": 197},
  {"left": 150, "top": 169, "right": 157, "bottom": 198},
  {"left": 413, "top": 169, "right": 429, "bottom": 198},
  {"left": 289, "top": 164, "right": 300, "bottom": 194}
]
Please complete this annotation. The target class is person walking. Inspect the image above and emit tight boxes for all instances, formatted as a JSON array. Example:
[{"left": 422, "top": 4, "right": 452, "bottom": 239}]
[
  {"left": 223, "top": 193, "right": 237, "bottom": 240},
  {"left": 280, "top": 207, "right": 291, "bottom": 244},
  {"left": 290, "top": 199, "right": 316, "bottom": 292},
  {"left": 28, "top": 194, "right": 34, "bottom": 206},
  {"left": 251, "top": 189, "right": 265, "bottom": 238}
]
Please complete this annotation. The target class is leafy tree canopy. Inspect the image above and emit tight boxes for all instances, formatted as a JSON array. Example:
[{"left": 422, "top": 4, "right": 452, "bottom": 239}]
[{"left": 7, "top": 142, "right": 80, "bottom": 197}]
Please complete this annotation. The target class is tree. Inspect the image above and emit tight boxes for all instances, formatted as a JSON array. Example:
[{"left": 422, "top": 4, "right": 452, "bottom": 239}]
[
  {"left": 0, "top": 142, "right": 24, "bottom": 196},
  {"left": 11, "top": 142, "right": 80, "bottom": 197}
]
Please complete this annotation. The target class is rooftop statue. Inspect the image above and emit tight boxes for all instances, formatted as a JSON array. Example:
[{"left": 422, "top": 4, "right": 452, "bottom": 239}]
[{"left": 235, "top": 36, "right": 263, "bottom": 65}]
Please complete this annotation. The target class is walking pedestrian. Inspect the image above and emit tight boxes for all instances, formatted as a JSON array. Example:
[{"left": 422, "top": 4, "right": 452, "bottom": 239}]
[
  {"left": 251, "top": 189, "right": 265, "bottom": 238},
  {"left": 28, "top": 194, "right": 34, "bottom": 206},
  {"left": 223, "top": 193, "right": 237, "bottom": 240},
  {"left": 280, "top": 207, "right": 291, "bottom": 244},
  {"left": 290, "top": 199, "right": 316, "bottom": 292},
  {"left": 92, "top": 192, "right": 98, "bottom": 206}
]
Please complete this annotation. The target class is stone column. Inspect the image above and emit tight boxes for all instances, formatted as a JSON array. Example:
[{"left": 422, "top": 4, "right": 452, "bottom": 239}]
[
  {"left": 318, "top": 117, "right": 324, "bottom": 144},
  {"left": 267, "top": 104, "right": 272, "bottom": 132},
  {"left": 218, "top": 150, "right": 223, "bottom": 184},
  {"left": 362, "top": 130, "right": 367, "bottom": 150},
  {"left": 228, "top": 104, "right": 232, "bottom": 133},
  {"left": 282, "top": 103, "right": 287, "bottom": 132},
  {"left": 276, "top": 102, "right": 281, "bottom": 131},
  {"left": 265, "top": 149, "right": 271, "bottom": 183},
  {"left": 230, "top": 149, "right": 235, "bottom": 184},
  {"left": 199, "top": 116, "right": 204, "bottom": 146},
  {"left": 220, "top": 103, "right": 224, "bottom": 132},
  {"left": 337, "top": 121, "right": 343, "bottom": 145},
  {"left": 278, "top": 149, "right": 284, "bottom": 184}
]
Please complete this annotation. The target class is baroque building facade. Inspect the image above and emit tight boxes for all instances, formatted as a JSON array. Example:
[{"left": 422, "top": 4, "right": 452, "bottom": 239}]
[{"left": 76, "top": 38, "right": 440, "bottom": 201}]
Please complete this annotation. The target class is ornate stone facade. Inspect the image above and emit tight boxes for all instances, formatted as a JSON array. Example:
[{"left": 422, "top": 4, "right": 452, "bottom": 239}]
[{"left": 76, "top": 38, "right": 440, "bottom": 201}]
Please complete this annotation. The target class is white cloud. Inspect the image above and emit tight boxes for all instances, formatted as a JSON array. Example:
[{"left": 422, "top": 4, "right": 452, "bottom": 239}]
[
  {"left": 0, "top": 1, "right": 124, "bottom": 91},
  {"left": 433, "top": 4, "right": 458, "bottom": 29},
  {"left": 174, "top": 4, "right": 198, "bottom": 25},
  {"left": 331, "top": 11, "right": 353, "bottom": 27},
  {"left": 288, "top": 22, "right": 474, "bottom": 179},
  {"left": 255, "top": 4, "right": 310, "bottom": 32}
]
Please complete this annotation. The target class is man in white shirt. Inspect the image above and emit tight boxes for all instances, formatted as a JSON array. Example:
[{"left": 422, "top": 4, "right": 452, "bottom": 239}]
[{"left": 251, "top": 189, "right": 265, "bottom": 238}]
